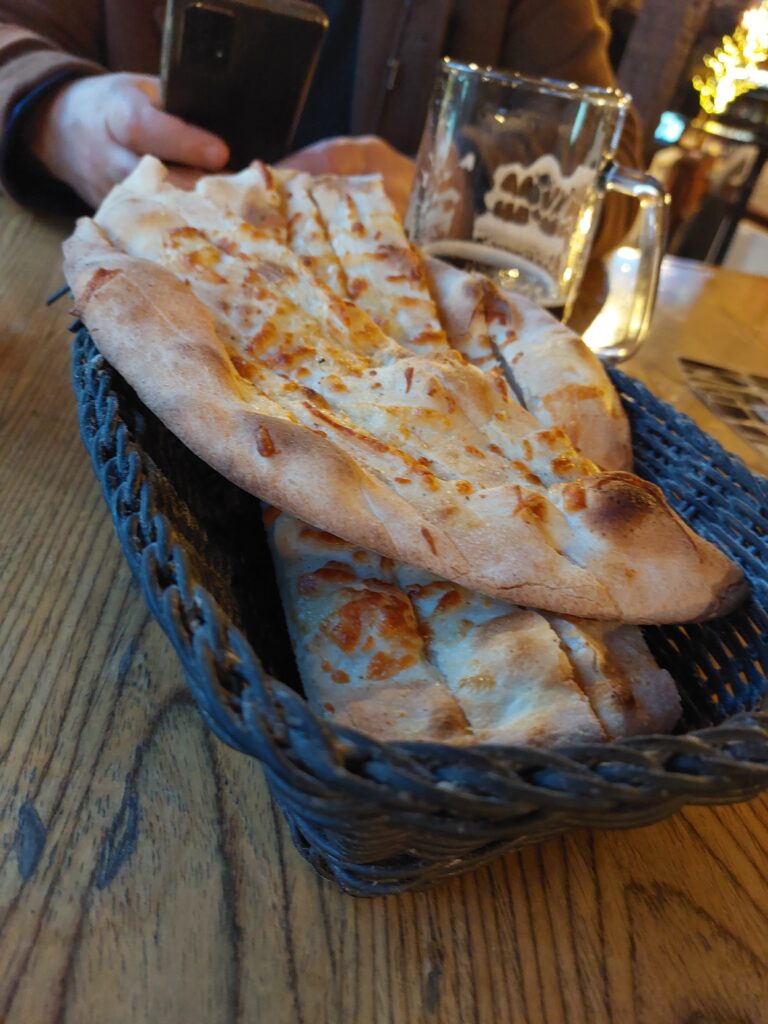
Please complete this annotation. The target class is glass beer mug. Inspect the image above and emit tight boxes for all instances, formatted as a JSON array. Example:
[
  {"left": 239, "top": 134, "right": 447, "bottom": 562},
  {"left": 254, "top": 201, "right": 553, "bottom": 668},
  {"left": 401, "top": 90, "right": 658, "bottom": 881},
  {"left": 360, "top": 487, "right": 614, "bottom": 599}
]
[{"left": 406, "top": 59, "right": 669, "bottom": 361}]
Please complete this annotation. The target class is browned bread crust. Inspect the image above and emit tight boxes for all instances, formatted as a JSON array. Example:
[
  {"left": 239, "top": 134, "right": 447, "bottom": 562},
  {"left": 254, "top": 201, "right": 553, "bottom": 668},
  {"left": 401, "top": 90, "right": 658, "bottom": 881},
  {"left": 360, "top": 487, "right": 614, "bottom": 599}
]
[
  {"left": 424, "top": 254, "right": 633, "bottom": 471},
  {"left": 63, "top": 161, "right": 747, "bottom": 624}
]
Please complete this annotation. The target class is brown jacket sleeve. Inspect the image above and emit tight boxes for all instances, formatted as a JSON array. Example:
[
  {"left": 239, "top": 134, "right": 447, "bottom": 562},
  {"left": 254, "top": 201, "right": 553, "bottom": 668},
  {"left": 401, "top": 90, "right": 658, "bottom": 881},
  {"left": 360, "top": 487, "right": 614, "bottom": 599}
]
[
  {"left": 0, "top": 1, "right": 104, "bottom": 130},
  {"left": 492, "top": 0, "right": 644, "bottom": 255},
  {"left": 0, "top": 3, "right": 104, "bottom": 203}
]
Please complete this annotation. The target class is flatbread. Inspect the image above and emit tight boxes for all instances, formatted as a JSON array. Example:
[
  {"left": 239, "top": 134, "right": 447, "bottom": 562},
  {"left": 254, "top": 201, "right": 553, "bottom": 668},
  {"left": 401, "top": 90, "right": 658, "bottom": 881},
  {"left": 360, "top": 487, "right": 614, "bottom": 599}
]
[
  {"left": 191, "top": 166, "right": 627, "bottom": 473},
  {"left": 309, "top": 174, "right": 448, "bottom": 351},
  {"left": 545, "top": 617, "right": 681, "bottom": 737},
  {"left": 267, "top": 510, "right": 472, "bottom": 743},
  {"left": 393, "top": 565, "right": 606, "bottom": 745},
  {"left": 267, "top": 509, "right": 679, "bottom": 744},
  {"left": 278, "top": 170, "right": 347, "bottom": 293},
  {"left": 424, "top": 255, "right": 633, "bottom": 471},
  {"left": 63, "top": 157, "right": 746, "bottom": 623},
  {"left": 240, "top": 176, "right": 678, "bottom": 743},
  {"left": 480, "top": 278, "right": 634, "bottom": 472}
]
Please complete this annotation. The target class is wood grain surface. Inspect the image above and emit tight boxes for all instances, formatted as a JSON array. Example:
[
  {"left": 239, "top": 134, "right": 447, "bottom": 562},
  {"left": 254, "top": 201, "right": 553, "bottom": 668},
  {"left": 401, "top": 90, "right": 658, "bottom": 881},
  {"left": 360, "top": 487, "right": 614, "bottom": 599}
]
[{"left": 0, "top": 196, "right": 766, "bottom": 1024}]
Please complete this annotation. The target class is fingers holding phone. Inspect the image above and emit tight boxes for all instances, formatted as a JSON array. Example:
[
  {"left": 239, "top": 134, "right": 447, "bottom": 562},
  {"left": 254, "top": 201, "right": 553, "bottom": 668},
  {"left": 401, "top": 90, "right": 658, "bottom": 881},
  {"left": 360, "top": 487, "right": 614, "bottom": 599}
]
[
  {"left": 28, "top": 73, "right": 230, "bottom": 208},
  {"left": 107, "top": 76, "right": 229, "bottom": 169},
  {"left": 161, "top": 0, "right": 328, "bottom": 167},
  {"left": 27, "top": 1, "right": 327, "bottom": 208}
]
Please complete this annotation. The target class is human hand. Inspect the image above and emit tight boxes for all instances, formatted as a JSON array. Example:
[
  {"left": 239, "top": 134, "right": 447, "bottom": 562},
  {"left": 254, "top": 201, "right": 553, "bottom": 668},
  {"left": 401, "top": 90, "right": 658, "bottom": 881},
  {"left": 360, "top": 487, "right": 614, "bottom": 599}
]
[
  {"left": 279, "top": 135, "right": 416, "bottom": 216},
  {"left": 27, "top": 73, "right": 229, "bottom": 208}
]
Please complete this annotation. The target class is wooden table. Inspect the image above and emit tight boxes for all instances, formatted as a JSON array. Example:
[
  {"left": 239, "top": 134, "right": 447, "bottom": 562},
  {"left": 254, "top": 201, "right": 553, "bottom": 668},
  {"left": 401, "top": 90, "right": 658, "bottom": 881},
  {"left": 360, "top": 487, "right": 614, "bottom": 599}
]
[{"left": 1, "top": 195, "right": 766, "bottom": 1024}]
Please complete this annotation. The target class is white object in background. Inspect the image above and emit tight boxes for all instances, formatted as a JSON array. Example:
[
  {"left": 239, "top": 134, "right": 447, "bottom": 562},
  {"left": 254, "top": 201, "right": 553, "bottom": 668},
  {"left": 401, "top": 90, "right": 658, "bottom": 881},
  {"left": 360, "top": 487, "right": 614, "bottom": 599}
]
[{"left": 722, "top": 219, "right": 768, "bottom": 277}]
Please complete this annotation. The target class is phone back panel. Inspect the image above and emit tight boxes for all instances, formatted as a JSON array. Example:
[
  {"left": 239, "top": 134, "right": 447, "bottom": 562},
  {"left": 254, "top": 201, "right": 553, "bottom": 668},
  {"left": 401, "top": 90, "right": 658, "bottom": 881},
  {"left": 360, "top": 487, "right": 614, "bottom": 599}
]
[{"left": 161, "top": 0, "right": 327, "bottom": 166}]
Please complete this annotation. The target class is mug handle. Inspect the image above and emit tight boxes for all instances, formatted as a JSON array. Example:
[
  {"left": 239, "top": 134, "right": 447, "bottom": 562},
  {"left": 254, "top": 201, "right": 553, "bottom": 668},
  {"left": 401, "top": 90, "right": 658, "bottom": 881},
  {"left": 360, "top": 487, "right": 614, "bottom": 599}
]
[{"left": 598, "top": 165, "right": 671, "bottom": 362}]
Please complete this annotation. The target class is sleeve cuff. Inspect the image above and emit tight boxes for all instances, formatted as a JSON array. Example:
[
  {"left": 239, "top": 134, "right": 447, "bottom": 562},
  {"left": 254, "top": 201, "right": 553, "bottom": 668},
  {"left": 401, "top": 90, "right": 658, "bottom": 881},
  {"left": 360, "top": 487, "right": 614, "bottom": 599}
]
[{"left": 1, "top": 68, "right": 91, "bottom": 213}]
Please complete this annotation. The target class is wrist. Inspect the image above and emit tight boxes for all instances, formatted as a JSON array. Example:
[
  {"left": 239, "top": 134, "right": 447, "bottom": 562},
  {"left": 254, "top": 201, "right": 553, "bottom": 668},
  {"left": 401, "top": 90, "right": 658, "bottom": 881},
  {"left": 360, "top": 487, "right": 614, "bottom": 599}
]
[
  {"left": 0, "top": 69, "right": 89, "bottom": 211},
  {"left": 25, "top": 79, "right": 74, "bottom": 180}
]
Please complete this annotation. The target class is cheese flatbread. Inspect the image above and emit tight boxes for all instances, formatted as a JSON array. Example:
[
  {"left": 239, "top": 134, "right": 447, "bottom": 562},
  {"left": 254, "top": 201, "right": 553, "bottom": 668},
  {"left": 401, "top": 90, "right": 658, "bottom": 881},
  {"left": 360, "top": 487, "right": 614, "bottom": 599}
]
[
  {"left": 235, "top": 175, "right": 679, "bottom": 743},
  {"left": 198, "top": 165, "right": 682, "bottom": 743},
  {"left": 268, "top": 510, "right": 472, "bottom": 743},
  {"left": 63, "top": 157, "right": 746, "bottom": 623}
]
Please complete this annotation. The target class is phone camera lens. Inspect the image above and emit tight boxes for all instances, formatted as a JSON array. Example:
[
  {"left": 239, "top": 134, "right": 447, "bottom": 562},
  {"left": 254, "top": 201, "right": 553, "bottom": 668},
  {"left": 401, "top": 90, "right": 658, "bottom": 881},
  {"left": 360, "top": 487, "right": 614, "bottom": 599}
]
[{"left": 182, "top": 5, "right": 234, "bottom": 72}]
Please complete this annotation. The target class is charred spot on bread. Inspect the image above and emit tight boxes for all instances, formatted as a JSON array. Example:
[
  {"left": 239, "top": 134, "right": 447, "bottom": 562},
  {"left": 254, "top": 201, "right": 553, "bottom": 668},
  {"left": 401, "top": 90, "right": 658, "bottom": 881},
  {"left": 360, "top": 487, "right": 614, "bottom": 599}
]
[
  {"left": 76, "top": 267, "right": 121, "bottom": 312},
  {"left": 562, "top": 481, "right": 587, "bottom": 512},
  {"left": 230, "top": 355, "right": 252, "bottom": 380},
  {"left": 299, "top": 526, "right": 350, "bottom": 546},
  {"left": 464, "top": 444, "right": 486, "bottom": 459},
  {"left": 256, "top": 424, "right": 277, "bottom": 457},
  {"left": 366, "top": 651, "right": 417, "bottom": 679},
  {"left": 412, "top": 328, "right": 446, "bottom": 347},
  {"left": 298, "top": 387, "right": 330, "bottom": 408},
  {"left": 435, "top": 588, "right": 462, "bottom": 614},
  {"left": 511, "top": 461, "right": 544, "bottom": 487},
  {"left": 578, "top": 472, "right": 666, "bottom": 534},
  {"left": 513, "top": 491, "right": 548, "bottom": 521},
  {"left": 297, "top": 565, "right": 358, "bottom": 596},
  {"left": 491, "top": 372, "right": 508, "bottom": 398},
  {"left": 421, "top": 527, "right": 438, "bottom": 555},
  {"left": 536, "top": 427, "right": 569, "bottom": 448},
  {"left": 323, "top": 374, "right": 348, "bottom": 393},
  {"left": 551, "top": 453, "right": 580, "bottom": 476}
]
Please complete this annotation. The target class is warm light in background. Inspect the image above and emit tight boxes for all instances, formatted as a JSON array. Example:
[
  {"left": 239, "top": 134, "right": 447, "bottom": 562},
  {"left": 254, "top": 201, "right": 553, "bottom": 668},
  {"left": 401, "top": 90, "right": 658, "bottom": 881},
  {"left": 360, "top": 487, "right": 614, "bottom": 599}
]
[{"left": 693, "top": 0, "right": 768, "bottom": 115}]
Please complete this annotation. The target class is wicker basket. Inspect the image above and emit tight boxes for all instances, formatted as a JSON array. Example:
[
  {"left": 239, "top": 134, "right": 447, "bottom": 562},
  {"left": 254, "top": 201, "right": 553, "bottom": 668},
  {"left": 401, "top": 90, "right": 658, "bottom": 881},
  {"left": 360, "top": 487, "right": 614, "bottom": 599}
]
[{"left": 71, "top": 325, "right": 768, "bottom": 895}]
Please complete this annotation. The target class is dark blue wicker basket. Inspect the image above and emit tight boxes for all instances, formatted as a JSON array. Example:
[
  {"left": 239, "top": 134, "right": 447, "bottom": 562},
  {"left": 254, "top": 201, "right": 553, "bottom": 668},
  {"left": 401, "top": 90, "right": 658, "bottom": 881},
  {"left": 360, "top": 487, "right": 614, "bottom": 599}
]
[{"left": 71, "top": 325, "right": 768, "bottom": 895}]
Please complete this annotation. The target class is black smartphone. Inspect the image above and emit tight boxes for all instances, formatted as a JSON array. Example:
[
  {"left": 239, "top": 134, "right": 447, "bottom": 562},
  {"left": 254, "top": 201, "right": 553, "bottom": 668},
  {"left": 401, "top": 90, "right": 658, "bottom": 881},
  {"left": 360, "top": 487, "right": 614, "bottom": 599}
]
[{"left": 161, "top": 0, "right": 328, "bottom": 167}]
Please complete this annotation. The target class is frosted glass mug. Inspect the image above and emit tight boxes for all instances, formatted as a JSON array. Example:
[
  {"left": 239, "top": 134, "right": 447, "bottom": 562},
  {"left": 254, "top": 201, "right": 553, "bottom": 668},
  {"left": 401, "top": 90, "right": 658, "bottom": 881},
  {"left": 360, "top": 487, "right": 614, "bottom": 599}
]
[{"left": 406, "top": 59, "right": 669, "bottom": 360}]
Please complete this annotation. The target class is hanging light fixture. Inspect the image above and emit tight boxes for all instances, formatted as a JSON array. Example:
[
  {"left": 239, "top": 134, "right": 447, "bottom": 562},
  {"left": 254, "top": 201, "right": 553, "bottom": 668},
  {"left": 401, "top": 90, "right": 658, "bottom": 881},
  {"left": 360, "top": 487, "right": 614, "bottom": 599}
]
[{"left": 692, "top": 1, "right": 768, "bottom": 115}]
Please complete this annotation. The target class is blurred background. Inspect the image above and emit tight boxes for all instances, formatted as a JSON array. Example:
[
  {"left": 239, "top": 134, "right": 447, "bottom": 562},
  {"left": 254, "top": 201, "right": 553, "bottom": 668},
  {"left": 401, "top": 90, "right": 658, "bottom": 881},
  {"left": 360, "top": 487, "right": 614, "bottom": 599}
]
[{"left": 603, "top": 0, "right": 768, "bottom": 276}]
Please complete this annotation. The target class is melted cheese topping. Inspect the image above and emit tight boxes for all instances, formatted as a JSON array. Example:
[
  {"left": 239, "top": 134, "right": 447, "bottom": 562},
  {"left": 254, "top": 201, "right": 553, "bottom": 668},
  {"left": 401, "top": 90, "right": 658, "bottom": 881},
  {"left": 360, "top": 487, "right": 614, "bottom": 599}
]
[
  {"left": 280, "top": 171, "right": 347, "bottom": 294},
  {"left": 310, "top": 176, "right": 448, "bottom": 352},
  {"left": 96, "top": 175, "right": 597, "bottom": 514}
]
